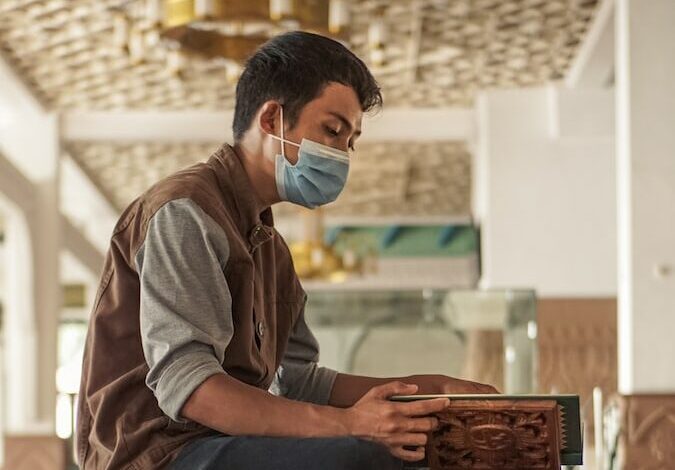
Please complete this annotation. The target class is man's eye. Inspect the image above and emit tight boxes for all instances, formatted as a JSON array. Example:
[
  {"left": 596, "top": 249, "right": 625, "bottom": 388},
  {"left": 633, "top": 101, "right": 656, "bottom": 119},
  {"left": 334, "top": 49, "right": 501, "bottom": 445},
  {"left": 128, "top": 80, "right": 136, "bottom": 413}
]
[{"left": 324, "top": 126, "right": 339, "bottom": 136}]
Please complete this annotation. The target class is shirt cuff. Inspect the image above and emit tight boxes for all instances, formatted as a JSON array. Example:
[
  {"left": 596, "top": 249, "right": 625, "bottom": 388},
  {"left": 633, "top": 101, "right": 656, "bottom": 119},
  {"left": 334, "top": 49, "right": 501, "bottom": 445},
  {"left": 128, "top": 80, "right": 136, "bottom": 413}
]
[
  {"left": 154, "top": 349, "right": 226, "bottom": 422},
  {"left": 310, "top": 366, "right": 339, "bottom": 405}
]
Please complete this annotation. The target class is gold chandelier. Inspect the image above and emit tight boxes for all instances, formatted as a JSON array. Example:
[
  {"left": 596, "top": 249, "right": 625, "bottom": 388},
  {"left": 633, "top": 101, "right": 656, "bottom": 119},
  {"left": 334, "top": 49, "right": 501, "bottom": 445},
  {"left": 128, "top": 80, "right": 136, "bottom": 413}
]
[{"left": 114, "top": 0, "right": 351, "bottom": 75}]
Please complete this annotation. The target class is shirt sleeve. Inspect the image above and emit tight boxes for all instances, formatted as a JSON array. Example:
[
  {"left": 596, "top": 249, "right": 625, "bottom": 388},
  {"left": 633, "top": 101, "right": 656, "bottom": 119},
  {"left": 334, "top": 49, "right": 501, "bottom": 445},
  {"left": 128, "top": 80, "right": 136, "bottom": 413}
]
[
  {"left": 135, "top": 198, "right": 233, "bottom": 422},
  {"left": 269, "top": 302, "right": 339, "bottom": 405}
]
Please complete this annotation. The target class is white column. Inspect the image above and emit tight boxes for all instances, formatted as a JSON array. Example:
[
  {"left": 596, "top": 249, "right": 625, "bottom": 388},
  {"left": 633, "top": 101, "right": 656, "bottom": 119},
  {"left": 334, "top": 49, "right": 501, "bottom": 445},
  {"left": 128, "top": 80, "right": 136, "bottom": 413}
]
[
  {"left": 0, "top": 58, "right": 61, "bottom": 431},
  {"left": 32, "top": 171, "right": 61, "bottom": 428},
  {"left": 616, "top": 0, "right": 675, "bottom": 393},
  {"left": 3, "top": 207, "right": 39, "bottom": 430}
]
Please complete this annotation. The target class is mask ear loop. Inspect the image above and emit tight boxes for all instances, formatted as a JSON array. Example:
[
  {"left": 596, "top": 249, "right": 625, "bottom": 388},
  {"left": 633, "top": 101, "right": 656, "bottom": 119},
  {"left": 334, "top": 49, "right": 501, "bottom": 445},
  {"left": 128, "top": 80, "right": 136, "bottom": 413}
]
[
  {"left": 269, "top": 105, "right": 300, "bottom": 160},
  {"left": 279, "top": 105, "right": 286, "bottom": 159}
]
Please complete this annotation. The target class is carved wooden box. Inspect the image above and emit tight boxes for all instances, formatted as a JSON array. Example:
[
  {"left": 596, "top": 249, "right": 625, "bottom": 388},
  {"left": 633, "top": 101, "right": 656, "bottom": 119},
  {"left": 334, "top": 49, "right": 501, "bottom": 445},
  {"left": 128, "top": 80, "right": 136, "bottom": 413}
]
[{"left": 427, "top": 400, "right": 562, "bottom": 470}]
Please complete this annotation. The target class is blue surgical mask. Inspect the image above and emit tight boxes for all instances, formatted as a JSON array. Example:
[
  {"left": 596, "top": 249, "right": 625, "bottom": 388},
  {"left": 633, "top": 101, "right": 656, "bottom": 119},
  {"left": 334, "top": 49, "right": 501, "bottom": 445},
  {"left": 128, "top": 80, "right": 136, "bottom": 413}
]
[{"left": 270, "top": 107, "right": 350, "bottom": 209}]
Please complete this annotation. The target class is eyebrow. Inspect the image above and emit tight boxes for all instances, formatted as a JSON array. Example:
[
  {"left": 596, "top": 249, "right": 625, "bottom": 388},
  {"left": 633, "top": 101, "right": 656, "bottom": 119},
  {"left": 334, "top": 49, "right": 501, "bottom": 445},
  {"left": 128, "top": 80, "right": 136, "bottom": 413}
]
[{"left": 327, "top": 111, "right": 362, "bottom": 136}]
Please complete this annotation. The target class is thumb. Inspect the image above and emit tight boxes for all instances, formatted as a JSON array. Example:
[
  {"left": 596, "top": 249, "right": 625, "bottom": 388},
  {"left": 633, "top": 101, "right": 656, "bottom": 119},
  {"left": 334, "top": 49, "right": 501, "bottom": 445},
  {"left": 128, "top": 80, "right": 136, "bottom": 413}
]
[{"left": 370, "top": 381, "right": 418, "bottom": 399}]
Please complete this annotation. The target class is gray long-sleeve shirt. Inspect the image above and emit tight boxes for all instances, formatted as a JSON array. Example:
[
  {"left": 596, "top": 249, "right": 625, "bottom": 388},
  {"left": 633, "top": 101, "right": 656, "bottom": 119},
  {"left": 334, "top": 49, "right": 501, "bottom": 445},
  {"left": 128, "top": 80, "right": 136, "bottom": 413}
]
[{"left": 135, "top": 198, "right": 337, "bottom": 422}]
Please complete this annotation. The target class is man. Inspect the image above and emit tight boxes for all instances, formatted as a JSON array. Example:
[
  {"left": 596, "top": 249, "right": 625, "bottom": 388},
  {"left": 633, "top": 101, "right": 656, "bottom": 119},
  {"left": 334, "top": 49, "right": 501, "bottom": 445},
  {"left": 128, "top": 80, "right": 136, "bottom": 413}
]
[{"left": 77, "top": 31, "right": 496, "bottom": 470}]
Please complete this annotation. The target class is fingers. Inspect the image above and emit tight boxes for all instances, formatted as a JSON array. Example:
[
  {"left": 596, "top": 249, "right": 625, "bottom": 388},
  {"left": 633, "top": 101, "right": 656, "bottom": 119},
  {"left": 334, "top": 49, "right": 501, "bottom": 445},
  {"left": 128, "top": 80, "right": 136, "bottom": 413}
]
[
  {"left": 386, "top": 432, "right": 428, "bottom": 447},
  {"left": 396, "top": 397, "right": 450, "bottom": 416},
  {"left": 469, "top": 382, "right": 499, "bottom": 394},
  {"left": 378, "top": 415, "right": 439, "bottom": 436},
  {"left": 370, "top": 408, "right": 439, "bottom": 436},
  {"left": 369, "top": 381, "right": 418, "bottom": 400},
  {"left": 403, "top": 416, "right": 440, "bottom": 433},
  {"left": 445, "top": 380, "right": 499, "bottom": 394},
  {"left": 390, "top": 445, "right": 426, "bottom": 462}
]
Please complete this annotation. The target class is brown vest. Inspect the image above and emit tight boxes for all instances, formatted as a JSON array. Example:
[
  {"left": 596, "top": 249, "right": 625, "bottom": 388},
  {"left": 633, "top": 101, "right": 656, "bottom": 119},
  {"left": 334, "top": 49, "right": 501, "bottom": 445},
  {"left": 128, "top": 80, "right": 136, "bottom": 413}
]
[{"left": 76, "top": 144, "right": 306, "bottom": 469}]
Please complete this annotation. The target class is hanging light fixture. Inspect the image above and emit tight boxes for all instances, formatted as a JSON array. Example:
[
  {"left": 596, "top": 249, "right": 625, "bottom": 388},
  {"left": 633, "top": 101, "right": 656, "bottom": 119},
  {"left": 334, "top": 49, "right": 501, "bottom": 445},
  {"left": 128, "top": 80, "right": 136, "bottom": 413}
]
[
  {"left": 270, "top": 0, "right": 294, "bottom": 21},
  {"left": 328, "top": 0, "right": 350, "bottom": 34},
  {"left": 128, "top": 27, "right": 147, "bottom": 64},
  {"left": 367, "top": 15, "right": 387, "bottom": 66},
  {"left": 113, "top": 12, "right": 130, "bottom": 49},
  {"left": 113, "top": 0, "right": 351, "bottom": 77}
]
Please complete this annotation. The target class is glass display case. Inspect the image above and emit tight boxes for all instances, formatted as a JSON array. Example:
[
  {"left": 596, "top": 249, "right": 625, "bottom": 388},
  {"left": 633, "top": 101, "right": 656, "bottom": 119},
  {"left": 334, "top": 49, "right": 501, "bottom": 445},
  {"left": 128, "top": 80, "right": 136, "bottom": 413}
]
[{"left": 305, "top": 288, "right": 537, "bottom": 394}]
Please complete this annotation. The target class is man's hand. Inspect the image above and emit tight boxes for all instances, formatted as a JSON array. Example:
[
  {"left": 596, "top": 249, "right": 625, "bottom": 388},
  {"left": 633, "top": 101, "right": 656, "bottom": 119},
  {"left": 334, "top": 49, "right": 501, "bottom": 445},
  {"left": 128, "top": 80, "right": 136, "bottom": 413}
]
[
  {"left": 329, "top": 372, "right": 499, "bottom": 408},
  {"left": 343, "top": 381, "right": 450, "bottom": 462},
  {"left": 408, "top": 374, "right": 499, "bottom": 395}
]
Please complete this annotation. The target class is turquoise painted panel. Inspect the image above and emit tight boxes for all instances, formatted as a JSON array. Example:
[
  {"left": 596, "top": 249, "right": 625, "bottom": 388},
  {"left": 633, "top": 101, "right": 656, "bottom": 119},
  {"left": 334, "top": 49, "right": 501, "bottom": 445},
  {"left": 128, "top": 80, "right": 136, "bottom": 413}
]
[{"left": 328, "top": 225, "right": 477, "bottom": 258}]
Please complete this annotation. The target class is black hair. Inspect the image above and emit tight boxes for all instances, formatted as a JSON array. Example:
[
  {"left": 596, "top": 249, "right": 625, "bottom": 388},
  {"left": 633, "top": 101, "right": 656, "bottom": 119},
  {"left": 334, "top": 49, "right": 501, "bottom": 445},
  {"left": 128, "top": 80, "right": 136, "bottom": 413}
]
[{"left": 232, "top": 31, "right": 382, "bottom": 141}]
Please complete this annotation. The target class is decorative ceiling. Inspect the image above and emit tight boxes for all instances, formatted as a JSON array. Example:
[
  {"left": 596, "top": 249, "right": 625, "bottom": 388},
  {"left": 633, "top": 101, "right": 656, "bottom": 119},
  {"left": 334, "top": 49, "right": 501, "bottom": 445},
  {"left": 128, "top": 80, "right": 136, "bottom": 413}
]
[
  {"left": 6, "top": 0, "right": 598, "bottom": 221},
  {"left": 326, "top": 140, "right": 470, "bottom": 217},
  {"left": 66, "top": 141, "right": 471, "bottom": 217},
  {"left": 65, "top": 141, "right": 221, "bottom": 209},
  {"left": 0, "top": 0, "right": 599, "bottom": 110}
]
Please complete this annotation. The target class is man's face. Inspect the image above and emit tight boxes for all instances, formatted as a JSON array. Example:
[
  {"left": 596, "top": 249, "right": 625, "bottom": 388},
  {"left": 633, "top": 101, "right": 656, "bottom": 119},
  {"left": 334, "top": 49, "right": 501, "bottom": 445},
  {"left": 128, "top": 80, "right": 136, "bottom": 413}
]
[{"left": 278, "top": 82, "right": 363, "bottom": 164}]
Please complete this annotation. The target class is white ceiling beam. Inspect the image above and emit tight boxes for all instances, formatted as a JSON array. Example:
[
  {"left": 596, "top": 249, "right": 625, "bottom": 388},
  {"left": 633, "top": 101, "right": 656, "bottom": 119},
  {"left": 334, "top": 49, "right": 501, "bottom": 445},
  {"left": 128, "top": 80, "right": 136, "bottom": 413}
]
[
  {"left": 565, "top": 0, "right": 615, "bottom": 89},
  {"left": 363, "top": 108, "right": 474, "bottom": 141},
  {"left": 0, "top": 51, "right": 46, "bottom": 114},
  {"left": 62, "top": 215, "right": 105, "bottom": 278},
  {"left": 0, "top": 149, "right": 36, "bottom": 214},
  {"left": 0, "top": 175, "right": 104, "bottom": 280},
  {"left": 62, "top": 110, "right": 235, "bottom": 142},
  {"left": 62, "top": 107, "right": 475, "bottom": 143},
  {"left": 0, "top": 152, "right": 104, "bottom": 276}
]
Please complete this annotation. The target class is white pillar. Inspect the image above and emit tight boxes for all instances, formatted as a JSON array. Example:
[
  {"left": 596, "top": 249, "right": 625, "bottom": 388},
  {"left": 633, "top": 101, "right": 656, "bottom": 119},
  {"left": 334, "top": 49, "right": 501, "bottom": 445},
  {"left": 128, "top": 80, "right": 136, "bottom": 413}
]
[
  {"left": 0, "top": 58, "right": 61, "bottom": 431},
  {"left": 616, "top": 0, "right": 675, "bottom": 393},
  {"left": 3, "top": 206, "right": 39, "bottom": 429},
  {"left": 32, "top": 174, "right": 61, "bottom": 428}
]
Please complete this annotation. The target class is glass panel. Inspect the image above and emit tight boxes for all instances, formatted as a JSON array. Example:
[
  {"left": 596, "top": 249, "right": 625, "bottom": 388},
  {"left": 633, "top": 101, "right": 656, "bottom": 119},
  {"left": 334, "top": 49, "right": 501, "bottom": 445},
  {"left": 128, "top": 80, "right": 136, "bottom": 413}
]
[{"left": 305, "top": 288, "right": 537, "bottom": 394}]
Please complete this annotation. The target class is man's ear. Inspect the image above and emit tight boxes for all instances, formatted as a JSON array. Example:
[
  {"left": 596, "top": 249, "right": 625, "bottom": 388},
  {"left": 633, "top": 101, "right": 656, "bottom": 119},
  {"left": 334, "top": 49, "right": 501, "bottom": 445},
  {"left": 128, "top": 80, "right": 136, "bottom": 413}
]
[{"left": 258, "top": 101, "right": 281, "bottom": 137}]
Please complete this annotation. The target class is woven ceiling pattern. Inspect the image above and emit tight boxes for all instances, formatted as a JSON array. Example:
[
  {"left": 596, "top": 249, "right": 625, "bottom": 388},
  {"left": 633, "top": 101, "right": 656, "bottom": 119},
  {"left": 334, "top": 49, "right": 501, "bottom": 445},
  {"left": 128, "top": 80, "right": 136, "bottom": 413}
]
[
  {"left": 326, "top": 140, "right": 470, "bottom": 217},
  {"left": 66, "top": 141, "right": 471, "bottom": 217},
  {"left": 350, "top": 0, "right": 599, "bottom": 106},
  {"left": 65, "top": 141, "right": 221, "bottom": 209},
  {"left": 0, "top": 0, "right": 598, "bottom": 110}
]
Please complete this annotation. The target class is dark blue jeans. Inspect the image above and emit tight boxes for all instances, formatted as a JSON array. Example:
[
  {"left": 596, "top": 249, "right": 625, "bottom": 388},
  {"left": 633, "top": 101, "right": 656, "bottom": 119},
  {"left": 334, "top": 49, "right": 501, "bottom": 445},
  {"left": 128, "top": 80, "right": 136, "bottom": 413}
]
[{"left": 169, "top": 434, "right": 406, "bottom": 470}]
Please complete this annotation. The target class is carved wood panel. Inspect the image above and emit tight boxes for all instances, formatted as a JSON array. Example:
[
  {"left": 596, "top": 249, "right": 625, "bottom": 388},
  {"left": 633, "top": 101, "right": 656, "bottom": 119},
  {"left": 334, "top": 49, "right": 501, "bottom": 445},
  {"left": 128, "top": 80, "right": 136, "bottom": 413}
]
[
  {"left": 537, "top": 298, "right": 617, "bottom": 405},
  {"left": 428, "top": 399, "right": 561, "bottom": 470},
  {"left": 4, "top": 434, "right": 67, "bottom": 470},
  {"left": 619, "top": 394, "right": 675, "bottom": 470}
]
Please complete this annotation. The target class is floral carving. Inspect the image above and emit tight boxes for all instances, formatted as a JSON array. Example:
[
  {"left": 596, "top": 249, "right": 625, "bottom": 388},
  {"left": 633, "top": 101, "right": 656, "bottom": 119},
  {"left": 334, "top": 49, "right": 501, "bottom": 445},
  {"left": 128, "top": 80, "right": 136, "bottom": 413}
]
[{"left": 428, "top": 400, "right": 560, "bottom": 470}]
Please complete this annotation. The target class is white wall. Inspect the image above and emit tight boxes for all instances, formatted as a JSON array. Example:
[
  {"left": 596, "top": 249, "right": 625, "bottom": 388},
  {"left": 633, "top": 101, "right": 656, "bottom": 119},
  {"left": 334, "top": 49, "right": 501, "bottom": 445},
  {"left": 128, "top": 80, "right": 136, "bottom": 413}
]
[
  {"left": 616, "top": 0, "right": 675, "bottom": 393},
  {"left": 475, "top": 86, "right": 616, "bottom": 297}
]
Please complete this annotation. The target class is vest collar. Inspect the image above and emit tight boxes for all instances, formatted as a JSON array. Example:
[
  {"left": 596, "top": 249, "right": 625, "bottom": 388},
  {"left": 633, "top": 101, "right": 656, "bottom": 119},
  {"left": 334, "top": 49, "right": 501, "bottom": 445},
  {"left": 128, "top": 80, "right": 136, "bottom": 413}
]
[{"left": 211, "top": 144, "right": 275, "bottom": 252}]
